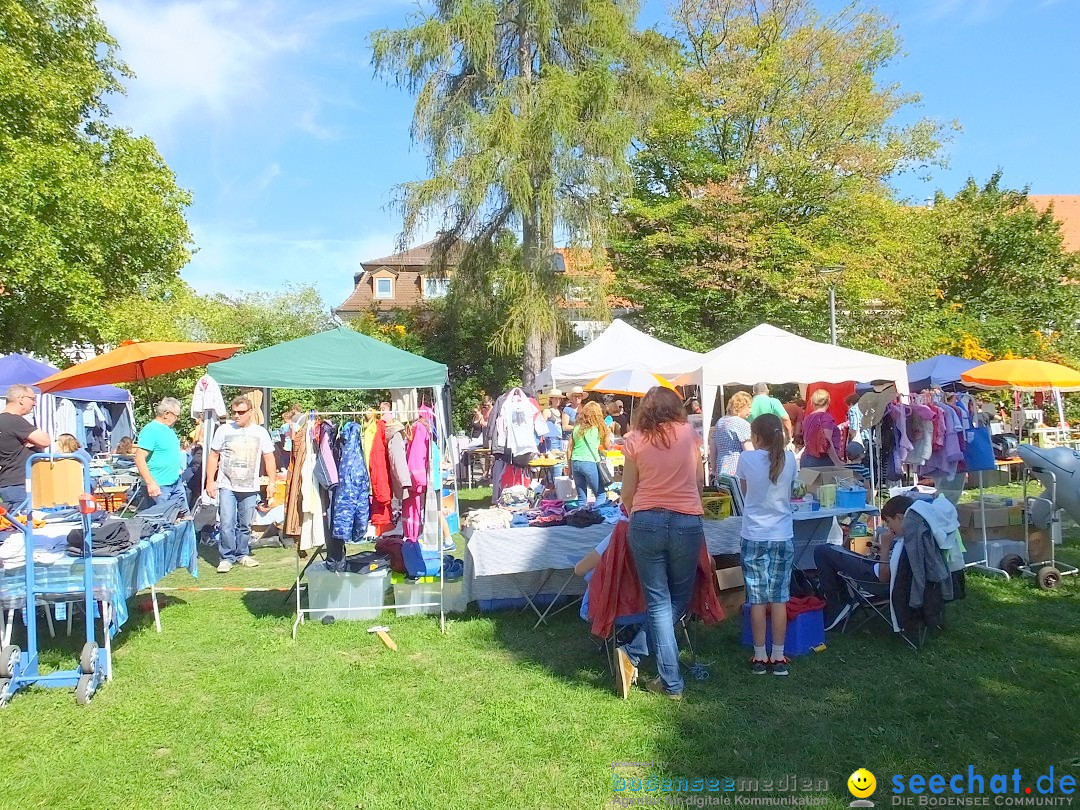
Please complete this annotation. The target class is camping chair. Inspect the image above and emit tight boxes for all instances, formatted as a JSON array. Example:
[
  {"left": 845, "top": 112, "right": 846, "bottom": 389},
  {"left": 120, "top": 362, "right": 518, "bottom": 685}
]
[
  {"left": 835, "top": 548, "right": 930, "bottom": 652},
  {"left": 595, "top": 612, "right": 699, "bottom": 678}
]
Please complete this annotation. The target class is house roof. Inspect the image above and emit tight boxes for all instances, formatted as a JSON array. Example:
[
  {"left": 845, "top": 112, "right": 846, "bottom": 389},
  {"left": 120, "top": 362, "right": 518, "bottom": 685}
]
[
  {"left": 1029, "top": 195, "right": 1080, "bottom": 253},
  {"left": 360, "top": 238, "right": 465, "bottom": 271}
]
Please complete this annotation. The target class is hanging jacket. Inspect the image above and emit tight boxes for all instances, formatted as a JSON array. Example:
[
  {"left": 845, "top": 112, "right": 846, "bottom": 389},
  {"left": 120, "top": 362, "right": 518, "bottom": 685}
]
[
  {"left": 909, "top": 496, "right": 966, "bottom": 573},
  {"left": 332, "top": 422, "right": 371, "bottom": 543},
  {"left": 284, "top": 417, "right": 310, "bottom": 537},
  {"left": 407, "top": 418, "right": 431, "bottom": 492},
  {"left": 900, "top": 509, "right": 953, "bottom": 609},
  {"left": 586, "top": 519, "right": 724, "bottom": 638},
  {"left": 385, "top": 420, "right": 412, "bottom": 498},
  {"left": 299, "top": 427, "right": 326, "bottom": 552},
  {"left": 368, "top": 419, "right": 393, "bottom": 527},
  {"left": 362, "top": 417, "right": 377, "bottom": 469},
  {"left": 313, "top": 420, "right": 340, "bottom": 489}
]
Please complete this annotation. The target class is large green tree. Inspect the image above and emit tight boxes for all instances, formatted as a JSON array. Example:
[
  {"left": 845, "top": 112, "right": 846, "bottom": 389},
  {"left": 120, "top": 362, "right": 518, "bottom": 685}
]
[
  {"left": 615, "top": 0, "right": 948, "bottom": 352},
  {"left": 371, "top": 0, "right": 668, "bottom": 388},
  {"left": 0, "top": 0, "right": 192, "bottom": 357},
  {"left": 931, "top": 174, "right": 1080, "bottom": 362}
]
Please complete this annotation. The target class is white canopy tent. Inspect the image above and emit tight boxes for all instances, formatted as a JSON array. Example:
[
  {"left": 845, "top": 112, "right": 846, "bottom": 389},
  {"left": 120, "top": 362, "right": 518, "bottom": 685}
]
[
  {"left": 680, "top": 324, "right": 910, "bottom": 471},
  {"left": 534, "top": 319, "right": 705, "bottom": 390}
]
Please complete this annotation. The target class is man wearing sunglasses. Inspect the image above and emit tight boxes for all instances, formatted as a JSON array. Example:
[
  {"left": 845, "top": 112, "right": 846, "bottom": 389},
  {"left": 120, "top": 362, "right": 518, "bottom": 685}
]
[
  {"left": 205, "top": 396, "right": 276, "bottom": 573},
  {"left": 135, "top": 397, "right": 188, "bottom": 514},
  {"left": 0, "top": 384, "right": 51, "bottom": 510}
]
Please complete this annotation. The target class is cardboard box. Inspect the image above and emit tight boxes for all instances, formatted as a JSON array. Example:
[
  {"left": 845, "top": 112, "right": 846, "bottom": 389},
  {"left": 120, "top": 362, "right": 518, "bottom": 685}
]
[
  {"left": 715, "top": 567, "right": 745, "bottom": 615},
  {"left": 797, "top": 466, "right": 851, "bottom": 495},
  {"left": 959, "top": 524, "right": 1025, "bottom": 544},
  {"left": 965, "top": 470, "right": 1010, "bottom": 488},
  {"left": 956, "top": 503, "right": 1013, "bottom": 529}
]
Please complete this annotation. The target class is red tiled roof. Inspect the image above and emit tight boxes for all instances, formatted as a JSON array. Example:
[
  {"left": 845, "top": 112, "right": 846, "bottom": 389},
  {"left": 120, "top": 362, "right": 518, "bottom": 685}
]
[{"left": 1030, "top": 195, "right": 1080, "bottom": 253}]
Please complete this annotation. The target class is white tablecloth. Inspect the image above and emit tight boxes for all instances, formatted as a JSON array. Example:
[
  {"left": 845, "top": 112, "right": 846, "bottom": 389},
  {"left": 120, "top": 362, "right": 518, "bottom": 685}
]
[{"left": 463, "top": 517, "right": 743, "bottom": 604}]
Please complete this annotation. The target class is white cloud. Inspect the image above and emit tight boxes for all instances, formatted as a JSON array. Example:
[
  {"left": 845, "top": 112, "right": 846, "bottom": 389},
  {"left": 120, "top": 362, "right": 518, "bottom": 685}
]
[{"left": 97, "top": 0, "right": 391, "bottom": 141}]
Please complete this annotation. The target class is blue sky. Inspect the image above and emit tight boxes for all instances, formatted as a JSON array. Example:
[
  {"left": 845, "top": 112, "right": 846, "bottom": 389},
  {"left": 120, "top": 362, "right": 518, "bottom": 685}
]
[{"left": 97, "top": 0, "right": 1080, "bottom": 310}]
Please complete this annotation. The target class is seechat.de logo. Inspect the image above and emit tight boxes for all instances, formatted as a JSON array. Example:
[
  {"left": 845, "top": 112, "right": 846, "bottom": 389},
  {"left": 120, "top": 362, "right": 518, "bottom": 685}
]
[{"left": 850, "top": 769, "right": 878, "bottom": 808}]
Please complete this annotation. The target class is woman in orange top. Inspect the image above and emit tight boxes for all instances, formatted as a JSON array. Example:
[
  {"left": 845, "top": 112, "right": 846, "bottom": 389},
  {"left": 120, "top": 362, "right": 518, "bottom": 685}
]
[{"left": 618, "top": 386, "right": 704, "bottom": 700}]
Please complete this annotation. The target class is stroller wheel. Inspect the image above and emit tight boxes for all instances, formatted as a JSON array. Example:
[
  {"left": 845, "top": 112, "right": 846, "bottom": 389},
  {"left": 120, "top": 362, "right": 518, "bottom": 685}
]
[
  {"left": 1037, "top": 566, "right": 1061, "bottom": 591},
  {"left": 75, "top": 673, "right": 96, "bottom": 705},
  {"left": 79, "top": 642, "right": 99, "bottom": 675}
]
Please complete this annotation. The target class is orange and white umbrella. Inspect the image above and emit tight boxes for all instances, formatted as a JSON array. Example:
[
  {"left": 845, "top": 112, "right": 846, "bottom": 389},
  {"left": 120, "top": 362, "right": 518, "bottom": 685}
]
[{"left": 584, "top": 368, "right": 676, "bottom": 397}]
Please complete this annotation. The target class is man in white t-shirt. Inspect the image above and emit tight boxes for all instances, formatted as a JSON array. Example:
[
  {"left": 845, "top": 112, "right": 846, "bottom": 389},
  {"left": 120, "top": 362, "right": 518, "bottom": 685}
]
[{"left": 206, "top": 395, "right": 276, "bottom": 573}]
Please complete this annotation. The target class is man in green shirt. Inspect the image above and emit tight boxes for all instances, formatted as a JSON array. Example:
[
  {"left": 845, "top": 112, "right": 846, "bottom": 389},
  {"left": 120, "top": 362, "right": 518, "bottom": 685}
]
[
  {"left": 135, "top": 397, "right": 187, "bottom": 513},
  {"left": 750, "top": 383, "right": 793, "bottom": 440}
]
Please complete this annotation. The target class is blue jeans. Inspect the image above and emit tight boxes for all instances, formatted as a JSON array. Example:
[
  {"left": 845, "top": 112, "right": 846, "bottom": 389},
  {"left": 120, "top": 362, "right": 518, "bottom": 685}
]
[
  {"left": 628, "top": 508, "right": 704, "bottom": 695},
  {"left": 800, "top": 453, "right": 832, "bottom": 468},
  {"left": 0, "top": 484, "right": 27, "bottom": 511},
  {"left": 152, "top": 479, "right": 189, "bottom": 515},
  {"left": 571, "top": 460, "right": 600, "bottom": 502},
  {"left": 218, "top": 489, "right": 258, "bottom": 563}
]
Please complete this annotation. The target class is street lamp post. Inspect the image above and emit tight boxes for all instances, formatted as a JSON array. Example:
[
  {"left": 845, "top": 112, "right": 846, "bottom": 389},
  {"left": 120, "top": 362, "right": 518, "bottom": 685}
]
[{"left": 816, "top": 265, "right": 845, "bottom": 345}]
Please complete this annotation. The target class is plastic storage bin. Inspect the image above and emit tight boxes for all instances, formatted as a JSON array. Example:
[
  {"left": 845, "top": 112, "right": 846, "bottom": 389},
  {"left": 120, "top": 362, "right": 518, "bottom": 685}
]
[
  {"left": 307, "top": 567, "right": 389, "bottom": 622},
  {"left": 835, "top": 487, "right": 867, "bottom": 509},
  {"left": 739, "top": 603, "right": 825, "bottom": 656},
  {"left": 394, "top": 578, "right": 466, "bottom": 615}
]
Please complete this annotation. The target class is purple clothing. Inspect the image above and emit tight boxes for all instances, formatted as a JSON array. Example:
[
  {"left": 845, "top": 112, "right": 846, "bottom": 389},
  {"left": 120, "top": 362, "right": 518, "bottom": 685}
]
[{"left": 802, "top": 410, "right": 841, "bottom": 465}]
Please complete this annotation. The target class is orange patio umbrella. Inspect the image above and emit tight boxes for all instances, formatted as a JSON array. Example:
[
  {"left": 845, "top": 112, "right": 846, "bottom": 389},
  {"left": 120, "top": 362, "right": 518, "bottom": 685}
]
[
  {"left": 36, "top": 340, "right": 243, "bottom": 394},
  {"left": 960, "top": 359, "right": 1080, "bottom": 392}
]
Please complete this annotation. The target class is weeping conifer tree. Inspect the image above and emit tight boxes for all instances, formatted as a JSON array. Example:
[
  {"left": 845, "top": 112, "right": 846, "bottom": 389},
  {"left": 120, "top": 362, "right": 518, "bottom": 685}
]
[{"left": 371, "top": 0, "right": 669, "bottom": 388}]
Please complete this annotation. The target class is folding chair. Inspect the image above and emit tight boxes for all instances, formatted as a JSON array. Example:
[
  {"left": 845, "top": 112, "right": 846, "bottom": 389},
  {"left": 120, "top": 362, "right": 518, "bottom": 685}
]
[
  {"left": 599, "top": 612, "right": 698, "bottom": 677},
  {"left": 836, "top": 571, "right": 925, "bottom": 652}
]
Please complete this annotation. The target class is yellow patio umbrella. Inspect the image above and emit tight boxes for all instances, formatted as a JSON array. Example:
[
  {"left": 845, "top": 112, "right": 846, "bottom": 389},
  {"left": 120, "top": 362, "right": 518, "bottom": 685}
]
[
  {"left": 584, "top": 368, "right": 676, "bottom": 397},
  {"left": 962, "top": 358, "right": 1080, "bottom": 429},
  {"left": 961, "top": 359, "right": 1080, "bottom": 392}
]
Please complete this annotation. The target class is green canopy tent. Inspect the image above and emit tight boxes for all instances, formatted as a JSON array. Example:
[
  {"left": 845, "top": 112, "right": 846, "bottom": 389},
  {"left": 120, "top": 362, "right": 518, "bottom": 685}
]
[
  {"left": 208, "top": 327, "right": 455, "bottom": 634},
  {"left": 207, "top": 326, "right": 447, "bottom": 389}
]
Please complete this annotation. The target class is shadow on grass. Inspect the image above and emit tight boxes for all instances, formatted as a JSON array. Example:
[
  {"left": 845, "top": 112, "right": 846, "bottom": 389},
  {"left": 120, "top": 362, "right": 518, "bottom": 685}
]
[
  {"left": 475, "top": 563, "right": 1080, "bottom": 804},
  {"left": 3, "top": 591, "right": 190, "bottom": 668},
  {"left": 241, "top": 588, "right": 297, "bottom": 620}
]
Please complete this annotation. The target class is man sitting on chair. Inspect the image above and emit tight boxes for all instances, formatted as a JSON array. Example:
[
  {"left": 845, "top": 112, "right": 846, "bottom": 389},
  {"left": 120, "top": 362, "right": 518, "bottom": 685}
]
[{"left": 815, "top": 495, "right": 913, "bottom": 631}]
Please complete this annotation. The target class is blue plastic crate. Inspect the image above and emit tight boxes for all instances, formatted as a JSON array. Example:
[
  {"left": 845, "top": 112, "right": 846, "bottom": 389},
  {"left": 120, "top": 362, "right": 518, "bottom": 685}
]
[
  {"left": 740, "top": 604, "right": 825, "bottom": 656},
  {"left": 836, "top": 487, "right": 867, "bottom": 509}
]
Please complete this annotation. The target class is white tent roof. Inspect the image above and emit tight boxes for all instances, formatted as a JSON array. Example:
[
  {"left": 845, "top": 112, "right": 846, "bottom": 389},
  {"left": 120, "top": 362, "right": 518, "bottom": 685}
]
[
  {"left": 682, "top": 324, "right": 909, "bottom": 394},
  {"left": 535, "top": 319, "right": 705, "bottom": 389}
]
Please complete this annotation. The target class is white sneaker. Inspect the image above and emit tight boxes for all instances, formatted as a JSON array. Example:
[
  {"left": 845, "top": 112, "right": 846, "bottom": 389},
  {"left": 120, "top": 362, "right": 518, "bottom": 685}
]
[
  {"left": 238, "top": 555, "right": 260, "bottom": 568},
  {"left": 216, "top": 559, "right": 233, "bottom": 573}
]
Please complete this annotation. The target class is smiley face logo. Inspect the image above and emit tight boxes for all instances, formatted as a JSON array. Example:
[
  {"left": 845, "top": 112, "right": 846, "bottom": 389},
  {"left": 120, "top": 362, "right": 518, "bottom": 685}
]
[{"left": 848, "top": 769, "right": 876, "bottom": 799}]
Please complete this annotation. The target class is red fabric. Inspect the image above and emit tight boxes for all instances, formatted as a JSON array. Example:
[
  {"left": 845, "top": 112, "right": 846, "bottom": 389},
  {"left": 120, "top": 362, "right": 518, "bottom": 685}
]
[
  {"left": 369, "top": 419, "right": 393, "bottom": 527},
  {"left": 759, "top": 595, "right": 826, "bottom": 620},
  {"left": 587, "top": 520, "right": 725, "bottom": 638},
  {"left": 806, "top": 381, "right": 855, "bottom": 427},
  {"left": 500, "top": 465, "right": 530, "bottom": 490}
]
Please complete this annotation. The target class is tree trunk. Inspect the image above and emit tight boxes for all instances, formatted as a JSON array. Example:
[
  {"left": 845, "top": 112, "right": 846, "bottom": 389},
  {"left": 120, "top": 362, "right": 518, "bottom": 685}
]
[{"left": 523, "top": 327, "right": 542, "bottom": 392}]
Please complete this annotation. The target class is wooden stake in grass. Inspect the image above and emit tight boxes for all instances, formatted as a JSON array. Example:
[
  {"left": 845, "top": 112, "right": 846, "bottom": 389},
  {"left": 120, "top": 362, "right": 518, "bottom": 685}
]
[{"left": 367, "top": 626, "right": 397, "bottom": 651}]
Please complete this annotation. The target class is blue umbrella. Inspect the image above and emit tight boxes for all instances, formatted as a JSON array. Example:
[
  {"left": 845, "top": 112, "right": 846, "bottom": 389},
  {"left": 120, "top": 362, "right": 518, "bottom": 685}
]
[{"left": 907, "top": 354, "right": 981, "bottom": 392}]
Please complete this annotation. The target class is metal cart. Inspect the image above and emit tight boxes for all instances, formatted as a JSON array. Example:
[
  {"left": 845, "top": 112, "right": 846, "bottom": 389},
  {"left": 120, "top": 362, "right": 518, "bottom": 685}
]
[
  {"left": 998, "top": 467, "right": 1080, "bottom": 590},
  {"left": 0, "top": 453, "right": 106, "bottom": 706}
]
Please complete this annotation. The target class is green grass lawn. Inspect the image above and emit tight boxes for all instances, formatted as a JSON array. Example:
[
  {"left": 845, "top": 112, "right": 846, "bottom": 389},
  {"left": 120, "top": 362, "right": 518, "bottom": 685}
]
[{"left": 1, "top": 486, "right": 1078, "bottom": 809}]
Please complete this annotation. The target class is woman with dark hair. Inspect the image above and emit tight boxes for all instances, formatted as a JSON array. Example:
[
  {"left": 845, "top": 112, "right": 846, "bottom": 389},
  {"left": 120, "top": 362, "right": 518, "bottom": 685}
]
[{"left": 618, "top": 386, "right": 705, "bottom": 700}]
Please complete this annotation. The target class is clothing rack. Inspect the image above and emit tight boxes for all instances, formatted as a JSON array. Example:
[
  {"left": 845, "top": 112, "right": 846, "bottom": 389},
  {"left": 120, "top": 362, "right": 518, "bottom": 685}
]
[{"left": 290, "top": 406, "right": 455, "bottom": 639}]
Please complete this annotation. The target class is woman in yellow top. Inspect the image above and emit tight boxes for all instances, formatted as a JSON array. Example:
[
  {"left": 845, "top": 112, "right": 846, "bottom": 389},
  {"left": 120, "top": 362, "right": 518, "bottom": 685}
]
[{"left": 569, "top": 401, "right": 611, "bottom": 503}]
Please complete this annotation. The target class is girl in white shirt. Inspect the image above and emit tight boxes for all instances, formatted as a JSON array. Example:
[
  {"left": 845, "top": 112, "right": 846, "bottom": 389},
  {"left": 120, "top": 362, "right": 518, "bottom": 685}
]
[{"left": 736, "top": 413, "right": 797, "bottom": 676}]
